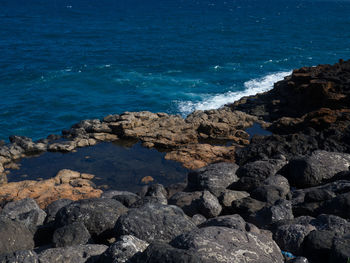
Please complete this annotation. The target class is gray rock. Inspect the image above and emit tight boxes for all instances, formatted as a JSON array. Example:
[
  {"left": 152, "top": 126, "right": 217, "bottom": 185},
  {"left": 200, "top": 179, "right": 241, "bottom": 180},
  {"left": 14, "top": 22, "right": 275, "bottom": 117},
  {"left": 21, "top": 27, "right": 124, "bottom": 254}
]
[
  {"left": 101, "top": 190, "right": 138, "bottom": 200},
  {"left": 251, "top": 185, "right": 288, "bottom": 204},
  {"left": 235, "top": 159, "right": 287, "bottom": 191},
  {"left": 55, "top": 198, "right": 128, "bottom": 241},
  {"left": 101, "top": 190, "right": 141, "bottom": 207},
  {"left": 273, "top": 224, "right": 314, "bottom": 255},
  {"left": 302, "top": 230, "right": 335, "bottom": 263},
  {"left": 330, "top": 235, "right": 350, "bottom": 263},
  {"left": 0, "top": 198, "right": 46, "bottom": 232},
  {"left": 230, "top": 197, "right": 267, "bottom": 219},
  {"left": 53, "top": 222, "right": 91, "bottom": 247},
  {"left": 145, "top": 184, "right": 168, "bottom": 200},
  {"left": 38, "top": 244, "right": 108, "bottom": 263},
  {"left": 168, "top": 191, "right": 202, "bottom": 216},
  {"left": 170, "top": 226, "right": 284, "bottom": 263},
  {"left": 318, "top": 192, "right": 350, "bottom": 219},
  {"left": 0, "top": 250, "right": 38, "bottom": 263},
  {"left": 263, "top": 175, "right": 290, "bottom": 195},
  {"left": 252, "top": 200, "right": 294, "bottom": 228},
  {"left": 187, "top": 162, "right": 239, "bottom": 196},
  {"left": 45, "top": 199, "right": 73, "bottom": 224},
  {"left": 310, "top": 214, "right": 350, "bottom": 235},
  {"left": 129, "top": 196, "right": 167, "bottom": 208},
  {"left": 0, "top": 217, "right": 34, "bottom": 254},
  {"left": 168, "top": 191, "right": 221, "bottom": 218},
  {"left": 112, "top": 194, "right": 141, "bottom": 208},
  {"left": 133, "top": 242, "right": 203, "bottom": 263},
  {"left": 9, "top": 136, "right": 47, "bottom": 154},
  {"left": 218, "top": 189, "right": 250, "bottom": 209},
  {"left": 198, "top": 214, "right": 247, "bottom": 232},
  {"left": 115, "top": 203, "right": 197, "bottom": 243},
  {"left": 98, "top": 235, "right": 149, "bottom": 263},
  {"left": 286, "top": 150, "right": 350, "bottom": 188},
  {"left": 166, "top": 182, "right": 187, "bottom": 199},
  {"left": 199, "top": 190, "right": 222, "bottom": 218},
  {"left": 191, "top": 214, "right": 207, "bottom": 226}
]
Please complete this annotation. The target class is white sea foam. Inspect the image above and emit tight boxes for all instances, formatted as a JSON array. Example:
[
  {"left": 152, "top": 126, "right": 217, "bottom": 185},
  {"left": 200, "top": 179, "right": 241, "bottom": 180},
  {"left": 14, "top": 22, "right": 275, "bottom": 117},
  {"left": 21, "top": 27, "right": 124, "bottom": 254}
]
[{"left": 177, "top": 70, "right": 292, "bottom": 116}]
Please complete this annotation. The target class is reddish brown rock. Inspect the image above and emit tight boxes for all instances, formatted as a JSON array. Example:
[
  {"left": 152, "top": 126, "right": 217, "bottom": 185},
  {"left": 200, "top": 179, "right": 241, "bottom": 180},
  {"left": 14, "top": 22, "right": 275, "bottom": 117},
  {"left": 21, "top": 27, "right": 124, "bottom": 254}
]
[
  {"left": 165, "top": 144, "right": 236, "bottom": 170},
  {"left": 0, "top": 169, "right": 102, "bottom": 209},
  {"left": 270, "top": 108, "right": 350, "bottom": 134}
]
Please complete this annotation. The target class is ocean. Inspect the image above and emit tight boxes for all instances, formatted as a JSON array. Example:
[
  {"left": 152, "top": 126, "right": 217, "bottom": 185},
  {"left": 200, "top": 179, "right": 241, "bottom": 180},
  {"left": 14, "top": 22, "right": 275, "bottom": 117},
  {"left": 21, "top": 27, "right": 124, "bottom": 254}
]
[{"left": 1, "top": 0, "right": 350, "bottom": 141}]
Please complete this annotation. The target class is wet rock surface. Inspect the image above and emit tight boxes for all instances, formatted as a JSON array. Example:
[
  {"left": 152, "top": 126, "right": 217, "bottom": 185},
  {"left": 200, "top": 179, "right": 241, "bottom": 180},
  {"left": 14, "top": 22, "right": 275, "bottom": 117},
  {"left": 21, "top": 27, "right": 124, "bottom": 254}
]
[{"left": 0, "top": 169, "right": 102, "bottom": 209}]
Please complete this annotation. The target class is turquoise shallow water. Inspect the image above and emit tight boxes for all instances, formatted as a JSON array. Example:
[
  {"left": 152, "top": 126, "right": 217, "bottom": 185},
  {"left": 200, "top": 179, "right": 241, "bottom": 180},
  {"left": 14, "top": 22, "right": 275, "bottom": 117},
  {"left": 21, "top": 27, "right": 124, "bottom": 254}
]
[{"left": 1, "top": 0, "right": 350, "bottom": 141}]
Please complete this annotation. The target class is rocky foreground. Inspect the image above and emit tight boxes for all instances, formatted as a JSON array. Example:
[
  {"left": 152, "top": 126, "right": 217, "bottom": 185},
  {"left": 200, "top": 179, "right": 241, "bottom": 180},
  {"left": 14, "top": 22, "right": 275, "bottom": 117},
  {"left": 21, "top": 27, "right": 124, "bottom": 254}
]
[{"left": 0, "top": 60, "right": 350, "bottom": 263}]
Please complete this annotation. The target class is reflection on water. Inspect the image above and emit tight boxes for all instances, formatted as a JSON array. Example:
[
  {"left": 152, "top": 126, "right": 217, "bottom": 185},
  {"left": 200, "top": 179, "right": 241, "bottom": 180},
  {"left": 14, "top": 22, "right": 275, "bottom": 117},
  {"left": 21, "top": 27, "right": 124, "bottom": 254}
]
[
  {"left": 245, "top": 123, "right": 272, "bottom": 138},
  {"left": 8, "top": 141, "right": 189, "bottom": 193}
]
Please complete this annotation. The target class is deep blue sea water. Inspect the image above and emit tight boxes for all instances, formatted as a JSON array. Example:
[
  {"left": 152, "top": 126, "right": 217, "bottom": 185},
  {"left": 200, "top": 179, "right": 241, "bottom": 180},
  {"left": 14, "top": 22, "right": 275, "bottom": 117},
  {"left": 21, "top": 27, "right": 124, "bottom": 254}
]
[{"left": 1, "top": 0, "right": 350, "bottom": 141}]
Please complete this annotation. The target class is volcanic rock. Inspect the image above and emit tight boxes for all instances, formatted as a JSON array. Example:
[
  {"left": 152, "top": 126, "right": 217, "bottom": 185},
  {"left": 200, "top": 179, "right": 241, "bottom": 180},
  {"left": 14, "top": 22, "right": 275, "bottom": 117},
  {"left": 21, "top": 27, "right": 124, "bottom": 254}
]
[
  {"left": 53, "top": 222, "right": 91, "bottom": 247},
  {"left": 115, "top": 203, "right": 197, "bottom": 243},
  {"left": 55, "top": 198, "right": 127, "bottom": 242},
  {"left": 170, "top": 226, "right": 283, "bottom": 263},
  {"left": 38, "top": 244, "right": 108, "bottom": 263},
  {"left": 0, "top": 169, "right": 102, "bottom": 209},
  {"left": 187, "top": 162, "right": 239, "bottom": 196},
  {"left": 0, "top": 216, "right": 34, "bottom": 254},
  {"left": 98, "top": 235, "right": 149, "bottom": 263},
  {"left": 286, "top": 150, "right": 350, "bottom": 188}
]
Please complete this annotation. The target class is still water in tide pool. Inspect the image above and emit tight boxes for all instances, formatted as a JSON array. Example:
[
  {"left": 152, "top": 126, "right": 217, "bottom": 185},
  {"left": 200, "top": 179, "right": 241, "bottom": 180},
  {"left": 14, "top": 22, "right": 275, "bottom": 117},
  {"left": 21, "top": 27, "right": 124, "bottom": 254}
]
[{"left": 7, "top": 141, "right": 189, "bottom": 192}]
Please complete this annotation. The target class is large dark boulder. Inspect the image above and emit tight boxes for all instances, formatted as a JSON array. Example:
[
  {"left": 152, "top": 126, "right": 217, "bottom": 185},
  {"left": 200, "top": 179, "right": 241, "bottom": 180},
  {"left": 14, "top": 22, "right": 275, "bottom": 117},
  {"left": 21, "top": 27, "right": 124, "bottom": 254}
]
[
  {"left": 0, "top": 217, "right": 34, "bottom": 254},
  {"left": 55, "top": 198, "right": 128, "bottom": 242},
  {"left": 115, "top": 203, "right": 196, "bottom": 243},
  {"left": 273, "top": 224, "right": 314, "bottom": 255},
  {"left": 318, "top": 192, "right": 350, "bottom": 219},
  {"left": 53, "top": 222, "right": 91, "bottom": 247},
  {"left": 251, "top": 200, "right": 294, "bottom": 228},
  {"left": 234, "top": 158, "right": 287, "bottom": 191},
  {"left": 0, "top": 198, "right": 46, "bottom": 232},
  {"left": 302, "top": 230, "right": 335, "bottom": 263},
  {"left": 286, "top": 150, "right": 350, "bottom": 188},
  {"left": 0, "top": 250, "right": 38, "bottom": 263},
  {"left": 230, "top": 197, "right": 266, "bottom": 219},
  {"left": 133, "top": 242, "right": 203, "bottom": 263},
  {"left": 330, "top": 235, "right": 350, "bottom": 263},
  {"left": 291, "top": 180, "right": 350, "bottom": 217},
  {"left": 45, "top": 199, "right": 73, "bottom": 224},
  {"left": 235, "top": 133, "right": 319, "bottom": 165},
  {"left": 198, "top": 214, "right": 247, "bottom": 231},
  {"left": 38, "top": 244, "right": 108, "bottom": 263},
  {"left": 98, "top": 235, "right": 149, "bottom": 263},
  {"left": 170, "top": 226, "right": 283, "bottom": 263},
  {"left": 310, "top": 214, "right": 350, "bottom": 236},
  {"left": 187, "top": 162, "right": 239, "bottom": 197}
]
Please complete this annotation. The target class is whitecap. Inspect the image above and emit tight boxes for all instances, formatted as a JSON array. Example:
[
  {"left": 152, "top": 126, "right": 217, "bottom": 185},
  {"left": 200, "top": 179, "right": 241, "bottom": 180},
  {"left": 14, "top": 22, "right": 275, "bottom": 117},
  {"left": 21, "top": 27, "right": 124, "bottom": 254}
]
[{"left": 177, "top": 70, "right": 292, "bottom": 116}]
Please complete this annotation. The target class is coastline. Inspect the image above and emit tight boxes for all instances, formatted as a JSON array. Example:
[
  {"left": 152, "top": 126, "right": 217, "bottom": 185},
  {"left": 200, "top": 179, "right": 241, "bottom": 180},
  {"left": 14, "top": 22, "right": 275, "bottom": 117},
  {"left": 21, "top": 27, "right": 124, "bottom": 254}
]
[{"left": 0, "top": 59, "right": 349, "bottom": 262}]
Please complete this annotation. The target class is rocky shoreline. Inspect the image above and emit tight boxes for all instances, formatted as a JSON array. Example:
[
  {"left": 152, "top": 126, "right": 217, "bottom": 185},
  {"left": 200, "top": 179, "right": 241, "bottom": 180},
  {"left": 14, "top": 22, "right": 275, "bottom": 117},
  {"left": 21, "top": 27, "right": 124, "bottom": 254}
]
[{"left": 0, "top": 59, "right": 349, "bottom": 263}]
